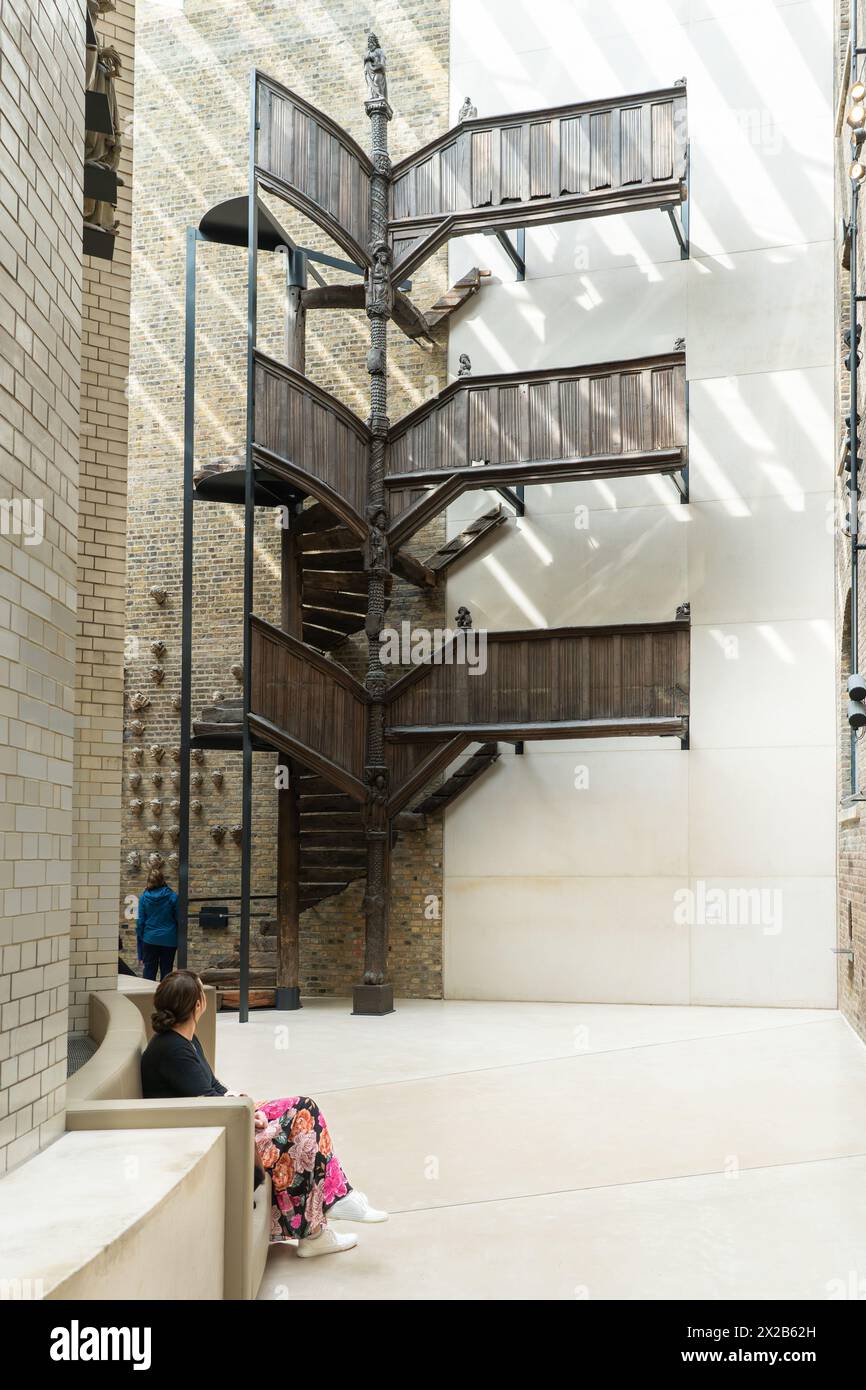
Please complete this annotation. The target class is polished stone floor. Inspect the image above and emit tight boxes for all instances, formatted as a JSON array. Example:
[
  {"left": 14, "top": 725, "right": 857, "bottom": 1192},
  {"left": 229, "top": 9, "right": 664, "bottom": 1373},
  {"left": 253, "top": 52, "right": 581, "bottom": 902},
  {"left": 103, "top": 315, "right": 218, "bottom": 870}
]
[{"left": 215, "top": 999, "right": 866, "bottom": 1300}]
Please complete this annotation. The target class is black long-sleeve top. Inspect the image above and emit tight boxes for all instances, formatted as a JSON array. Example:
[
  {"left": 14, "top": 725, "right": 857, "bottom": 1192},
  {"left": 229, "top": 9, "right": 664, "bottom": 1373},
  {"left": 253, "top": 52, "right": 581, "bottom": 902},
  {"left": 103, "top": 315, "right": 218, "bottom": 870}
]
[{"left": 140, "top": 1029, "right": 228, "bottom": 1099}]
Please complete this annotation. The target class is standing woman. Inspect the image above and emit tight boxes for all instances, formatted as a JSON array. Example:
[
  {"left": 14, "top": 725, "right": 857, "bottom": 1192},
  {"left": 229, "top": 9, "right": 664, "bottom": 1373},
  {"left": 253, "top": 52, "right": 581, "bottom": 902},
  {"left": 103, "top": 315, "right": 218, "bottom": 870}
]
[{"left": 136, "top": 866, "right": 179, "bottom": 981}]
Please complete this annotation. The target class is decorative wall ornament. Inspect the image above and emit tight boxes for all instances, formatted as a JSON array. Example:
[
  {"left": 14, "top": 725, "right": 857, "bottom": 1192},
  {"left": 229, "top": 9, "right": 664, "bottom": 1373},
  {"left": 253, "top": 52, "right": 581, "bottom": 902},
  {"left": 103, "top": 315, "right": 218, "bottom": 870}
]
[
  {"left": 150, "top": 640, "right": 166, "bottom": 658},
  {"left": 169, "top": 799, "right": 180, "bottom": 815},
  {"left": 150, "top": 771, "right": 163, "bottom": 787},
  {"left": 191, "top": 770, "right": 203, "bottom": 789},
  {"left": 149, "top": 586, "right": 168, "bottom": 606},
  {"left": 168, "top": 852, "right": 179, "bottom": 870},
  {"left": 455, "top": 606, "right": 473, "bottom": 630},
  {"left": 172, "top": 695, "right": 182, "bottom": 712},
  {"left": 149, "top": 798, "right": 163, "bottom": 817},
  {"left": 210, "top": 824, "right": 227, "bottom": 843},
  {"left": 458, "top": 96, "right": 477, "bottom": 121},
  {"left": 676, "top": 601, "right": 691, "bottom": 621},
  {"left": 130, "top": 747, "right": 144, "bottom": 764},
  {"left": 230, "top": 662, "right": 243, "bottom": 683},
  {"left": 151, "top": 666, "right": 165, "bottom": 685},
  {"left": 129, "top": 798, "right": 144, "bottom": 816},
  {"left": 127, "top": 719, "right": 145, "bottom": 738},
  {"left": 231, "top": 824, "right": 243, "bottom": 844},
  {"left": 170, "top": 770, "right": 180, "bottom": 788},
  {"left": 674, "top": 336, "right": 686, "bottom": 351},
  {"left": 211, "top": 769, "right": 224, "bottom": 789},
  {"left": 457, "top": 353, "right": 472, "bottom": 377},
  {"left": 129, "top": 691, "right": 151, "bottom": 712},
  {"left": 171, "top": 746, "right": 181, "bottom": 762},
  {"left": 168, "top": 824, "right": 180, "bottom": 845},
  {"left": 128, "top": 771, "right": 142, "bottom": 789},
  {"left": 147, "top": 824, "right": 164, "bottom": 843},
  {"left": 148, "top": 852, "right": 164, "bottom": 870},
  {"left": 150, "top": 744, "right": 165, "bottom": 762},
  {"left": 126, "top": 849, "right": 141, "bottom": 872},
  {"left": 192, "top": 749, "right": 205, "bottom": 764},
  {"left": 191, "top": 799, "right": 202, "bottom": 815}
]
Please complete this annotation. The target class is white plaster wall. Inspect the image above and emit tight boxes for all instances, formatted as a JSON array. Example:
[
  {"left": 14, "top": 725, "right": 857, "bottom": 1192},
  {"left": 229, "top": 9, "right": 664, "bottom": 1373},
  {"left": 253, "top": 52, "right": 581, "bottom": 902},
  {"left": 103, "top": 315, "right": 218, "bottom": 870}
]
[{"left": 443, "top": 0, "right": 836, "bottom": 1006}]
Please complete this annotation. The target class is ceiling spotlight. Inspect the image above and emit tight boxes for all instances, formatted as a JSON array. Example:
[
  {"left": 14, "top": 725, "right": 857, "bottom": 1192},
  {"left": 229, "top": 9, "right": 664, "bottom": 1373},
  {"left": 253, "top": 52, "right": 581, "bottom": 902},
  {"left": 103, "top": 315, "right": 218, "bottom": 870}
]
[
  {"left": 853, "top": 81, "right": 866, "bottom": 103},
  {"left": 849, "top": 102, "right": 866, "bottom": 129},
  {"left": 849, "top": 672, "right": 866, "bottom": 703},
  {"left": 851, "top": 160, "right": 866, "bottom": 182}
]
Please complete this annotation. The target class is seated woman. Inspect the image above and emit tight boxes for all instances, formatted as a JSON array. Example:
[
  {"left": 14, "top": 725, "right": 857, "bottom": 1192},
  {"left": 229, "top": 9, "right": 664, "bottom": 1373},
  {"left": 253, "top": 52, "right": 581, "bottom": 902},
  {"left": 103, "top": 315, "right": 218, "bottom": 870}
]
[{"left": 141, "top": 969, "right": 387, "bottom": 1258}]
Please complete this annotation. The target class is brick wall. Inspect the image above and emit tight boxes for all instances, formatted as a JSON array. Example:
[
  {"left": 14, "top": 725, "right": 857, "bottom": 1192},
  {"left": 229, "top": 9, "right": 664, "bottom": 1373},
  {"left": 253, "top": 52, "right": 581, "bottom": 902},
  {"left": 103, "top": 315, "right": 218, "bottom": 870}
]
[
  {"left": 0, "top": 0, "right": 85, "bottom": 1171},
  {"left": 70, "top": 0, "right": 135, "bottom": 1031},
  {"left": 123, "top": 0, "right": 450, "bottom": 996},
  {"left": 836, "top": 0, "right": 866, "bottom": 1043}
]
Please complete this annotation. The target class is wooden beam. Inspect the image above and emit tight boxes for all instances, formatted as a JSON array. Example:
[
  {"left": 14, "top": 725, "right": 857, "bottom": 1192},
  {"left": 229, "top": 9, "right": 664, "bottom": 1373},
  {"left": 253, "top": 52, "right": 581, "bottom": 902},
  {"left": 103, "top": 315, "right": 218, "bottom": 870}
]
[{"left": 386, "top": 717, "right": 689, "bottom": 743}]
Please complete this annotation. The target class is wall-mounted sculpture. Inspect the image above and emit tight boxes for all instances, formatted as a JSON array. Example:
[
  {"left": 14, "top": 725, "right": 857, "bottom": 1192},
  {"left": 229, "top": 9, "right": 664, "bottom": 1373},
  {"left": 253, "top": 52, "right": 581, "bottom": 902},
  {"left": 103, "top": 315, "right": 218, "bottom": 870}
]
[
  {"left": 149, "top": 798, "right": 163, "bottom": 817},
  {"left": 130, "top": 746, "right": 143, "bottom": 765},
  {"left": 210, "top": 824, "right": 227, "bottom": 843},
  {"left": 151, "top": 666, "right": 165, "bottom": 685},
  {"left": 129, "top": 798, "right": 144, "bottom": 816},
  {"left": 150, "top": 586, "right": 168, "bottom": 606},
  {"left": 129, "top": 691, "right": 151, "bottom": 712},
  {"left": 172, "top": 695, "right": 182, "bottom": 712},
  {"left": 171, "top": 746, "right": 181, "bottom": 762},
  {"left": 148, "top": 824, "right": 164, "bottom": 843},
  {"left": 230, "top": 662, "right": 243, "bottom": 683},
  {"left": 211, "top": 769, "right": 224, "bottom": 789},
  {"left": 129, "top": 771, "right": 142, "bottom": 789},
  {"left": 191, "top": 770, "right": 203, "bottom": 789},
  {"left": 150, "top": 744, "right": 165, "bottom": 763},
  {"left": 151, "top": 771, "right": 163, "bottom": 787},
  {"left": 169, "top": 799, "right": 180, "bottom": 815},
  {"left": 127, "top": 719, "right": 145, "bottom": 738},
  {"left": 170, "top": 770, "right": 180, "bottom": 788},
  {"left": 148, "top": 851, "right": 164, "bottom": 870},
  {"left": 126, "top": 849, "right": 141, "bottom": 872},
  {"left": 231, "top": 824, "right": 243, "bottom": 845},
  {"left": 168, "top": 852, "right": 179, "bottom": 870},
  {"left": 457, "top": 353, "right": 472, "bottom": 377},
  {"left": 150, "top": 639, "right": 166, "bottom": 659},
  {"left": 458, "top": 96, "right": 477, "bottom": 121},
  {"left": 191, "top": 799, "right": 203, "bottom": 815},
  {"left": 192, "top": 749, "right": 205, "bottom": 765},
  {"left": 168, "top": 824, "right": 180, "bottom": 845}
]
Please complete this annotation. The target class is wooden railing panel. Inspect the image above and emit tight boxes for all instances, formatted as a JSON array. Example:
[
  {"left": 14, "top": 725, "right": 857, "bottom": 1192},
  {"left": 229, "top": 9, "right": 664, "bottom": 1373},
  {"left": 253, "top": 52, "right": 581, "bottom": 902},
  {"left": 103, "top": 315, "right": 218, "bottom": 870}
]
[
  {"left": 388, "top": 87, "right": 687, "bottom": 275},
  {"left": 387, "top": 355, "right": 686, "bottom": 480},
  {"left": 386, "top": 624, "right": 689, "bottom": 733},
  {"left": 254, "top": 353, "right": 369, "bottom": 522},
  {"left": 256, "top": 73, "right": 373, "bottom": 268},
  {"left": 250, "top": 618, "right": 367, "bottom": 785}
]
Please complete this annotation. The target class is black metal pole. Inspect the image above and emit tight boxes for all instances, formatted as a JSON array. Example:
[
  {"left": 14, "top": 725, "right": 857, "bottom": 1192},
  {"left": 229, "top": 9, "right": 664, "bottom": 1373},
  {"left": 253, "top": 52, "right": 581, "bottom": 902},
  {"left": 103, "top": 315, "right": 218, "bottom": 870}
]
[
  {"left": 239, "top": 71, "right": 259, "bottom": 1022},
  {"left": 178, "top": 226, "right": 197, "bottom": 967}
]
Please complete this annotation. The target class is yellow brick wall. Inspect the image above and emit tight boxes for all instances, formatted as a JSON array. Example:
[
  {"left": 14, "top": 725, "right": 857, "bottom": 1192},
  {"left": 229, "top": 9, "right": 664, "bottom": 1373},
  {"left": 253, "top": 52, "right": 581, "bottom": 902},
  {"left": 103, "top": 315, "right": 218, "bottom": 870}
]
[
  {"left": 0, "top": 0, "right": 85, "bottom": 1172},
  {"left": 70, "top": 0, "right": 136, "bottom": 1031}
]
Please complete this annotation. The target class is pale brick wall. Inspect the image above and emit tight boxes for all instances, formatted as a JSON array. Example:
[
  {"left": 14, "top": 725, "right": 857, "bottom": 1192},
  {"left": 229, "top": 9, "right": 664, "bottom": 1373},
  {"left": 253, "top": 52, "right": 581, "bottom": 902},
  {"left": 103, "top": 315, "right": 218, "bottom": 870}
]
[
  {"left": 123, "top": 0, "right": 450, "bottom": 996},
  {"left": 70, "top": 0, "right": 135, "bottom": 1031},
  {"left": 836, "top": 0, "right": 866, "bottom": 1044},
  {"left": 0, "top": 0, "right": 86, "bottom": 1171}
]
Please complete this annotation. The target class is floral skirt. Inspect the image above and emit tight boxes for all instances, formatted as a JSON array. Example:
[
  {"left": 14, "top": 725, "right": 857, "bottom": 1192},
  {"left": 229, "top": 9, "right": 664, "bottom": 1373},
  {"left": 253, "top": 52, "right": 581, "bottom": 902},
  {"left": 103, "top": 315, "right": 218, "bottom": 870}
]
[{"left": 254, "top": 1095, "right": 352, "bottom": 1241}]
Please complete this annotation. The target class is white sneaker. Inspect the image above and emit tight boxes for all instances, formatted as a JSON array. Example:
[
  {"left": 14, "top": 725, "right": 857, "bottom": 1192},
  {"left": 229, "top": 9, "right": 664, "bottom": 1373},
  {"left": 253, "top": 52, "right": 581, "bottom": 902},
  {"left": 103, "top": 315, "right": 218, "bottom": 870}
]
[
  {"left": 296, "top": 1227, "right": 357, "bottom": 1258},
  {"left": 329, "top": 1189, "right": 389, "bottom": 1223}
]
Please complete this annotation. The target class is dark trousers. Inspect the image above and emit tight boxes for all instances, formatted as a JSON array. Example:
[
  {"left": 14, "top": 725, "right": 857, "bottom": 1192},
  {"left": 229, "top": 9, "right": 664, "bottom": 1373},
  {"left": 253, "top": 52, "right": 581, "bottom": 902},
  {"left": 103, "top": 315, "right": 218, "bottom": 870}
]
[{"left": 141, "top": 943, "right": 176, "bottom": 981}]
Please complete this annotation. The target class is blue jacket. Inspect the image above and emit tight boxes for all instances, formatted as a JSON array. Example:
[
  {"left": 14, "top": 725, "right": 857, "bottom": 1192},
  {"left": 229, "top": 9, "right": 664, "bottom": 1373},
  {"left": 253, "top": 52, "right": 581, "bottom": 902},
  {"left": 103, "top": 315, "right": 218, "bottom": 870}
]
[{"left": 136, "top": 885, "right": 179, "bottom": 951}]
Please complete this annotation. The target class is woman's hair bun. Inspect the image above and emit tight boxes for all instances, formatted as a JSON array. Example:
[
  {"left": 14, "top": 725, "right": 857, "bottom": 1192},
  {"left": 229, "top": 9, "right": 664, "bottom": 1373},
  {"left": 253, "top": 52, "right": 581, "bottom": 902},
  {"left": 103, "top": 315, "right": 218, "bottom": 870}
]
[
  {"left": 151, "top": 1006, "right": 176, "bottom": 1034},
  {"left": 149, "top": 970, "right": 204, "bottom": 1033}
]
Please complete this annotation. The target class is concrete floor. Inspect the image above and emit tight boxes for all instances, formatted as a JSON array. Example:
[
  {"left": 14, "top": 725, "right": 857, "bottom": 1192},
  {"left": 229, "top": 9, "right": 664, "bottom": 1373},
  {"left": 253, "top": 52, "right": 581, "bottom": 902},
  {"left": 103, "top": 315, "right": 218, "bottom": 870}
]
[{"left": 215, "top": 999, "right": 866, "bottom": 1300}]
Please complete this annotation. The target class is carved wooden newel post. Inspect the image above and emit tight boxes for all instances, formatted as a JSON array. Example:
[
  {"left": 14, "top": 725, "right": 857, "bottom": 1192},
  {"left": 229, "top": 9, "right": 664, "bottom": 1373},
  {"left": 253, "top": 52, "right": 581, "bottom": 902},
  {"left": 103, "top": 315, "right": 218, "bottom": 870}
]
[{"left": 355, "top": 32, "right": 395, "bottom": 1016}]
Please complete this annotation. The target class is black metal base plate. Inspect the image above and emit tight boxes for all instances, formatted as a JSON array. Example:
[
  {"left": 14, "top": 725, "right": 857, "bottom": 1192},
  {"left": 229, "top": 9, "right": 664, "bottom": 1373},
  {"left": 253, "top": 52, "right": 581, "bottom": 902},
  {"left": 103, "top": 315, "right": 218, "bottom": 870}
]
[
  {"left": 352, "top": 983, "right": 395, "bottom": 1016},
  {"left": 275, "top": 986, "right": 302, "bottom": 1011}
]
